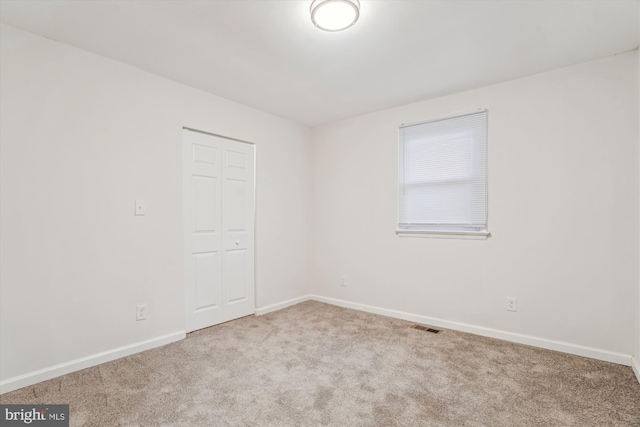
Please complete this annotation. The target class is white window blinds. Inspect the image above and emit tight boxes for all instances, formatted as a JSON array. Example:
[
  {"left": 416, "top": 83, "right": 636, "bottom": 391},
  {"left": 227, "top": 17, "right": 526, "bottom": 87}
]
[{"left": 398, "top": 110, "right": 488, "bottom": 235}]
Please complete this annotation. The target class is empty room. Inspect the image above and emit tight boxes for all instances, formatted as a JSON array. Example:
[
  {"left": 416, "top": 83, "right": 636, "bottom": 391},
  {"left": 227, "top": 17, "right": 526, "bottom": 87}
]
[{"left": 1, "top": 0, "right": 639, "bottom": 426}]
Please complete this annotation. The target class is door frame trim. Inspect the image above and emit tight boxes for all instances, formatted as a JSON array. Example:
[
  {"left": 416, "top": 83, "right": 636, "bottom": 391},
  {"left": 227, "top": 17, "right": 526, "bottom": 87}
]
[{"left": 183, "top": 126, "right": 254, "bottom": 146}]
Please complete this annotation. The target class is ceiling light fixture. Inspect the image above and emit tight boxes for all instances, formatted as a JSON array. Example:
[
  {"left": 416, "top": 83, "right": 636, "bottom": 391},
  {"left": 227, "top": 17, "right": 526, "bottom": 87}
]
[{"left": 310, "top": 0, "right": 360, "bottom": 32}]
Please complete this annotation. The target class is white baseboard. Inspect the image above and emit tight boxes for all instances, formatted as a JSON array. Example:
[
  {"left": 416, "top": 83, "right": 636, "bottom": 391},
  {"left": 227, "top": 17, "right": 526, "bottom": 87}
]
[
  {"left": 309, "top": 294, "right": 632, "bottom": 367},
  {"left": 632, "top": 356, "right": 640, "bottom": 385},
  {"left": 2, "top": 296, "right": 634, "bottom": 394},
  {"left": 0, "top": 331, "right": 186, "bottom": 395},
  {"left": 254, "top": 295, "right": 311, "bottom": 316}
]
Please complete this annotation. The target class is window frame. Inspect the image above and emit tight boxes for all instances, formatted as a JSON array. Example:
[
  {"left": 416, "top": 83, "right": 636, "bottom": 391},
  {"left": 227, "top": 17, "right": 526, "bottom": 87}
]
[{"left": 396, "top": 109, "right": 490, "bottom": 240}]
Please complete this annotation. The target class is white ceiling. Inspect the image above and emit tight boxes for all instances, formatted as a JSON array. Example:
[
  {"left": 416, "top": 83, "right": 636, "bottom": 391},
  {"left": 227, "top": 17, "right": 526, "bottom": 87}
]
[{"left": 1, "top": 0, "right": 638, "bottom": 127}]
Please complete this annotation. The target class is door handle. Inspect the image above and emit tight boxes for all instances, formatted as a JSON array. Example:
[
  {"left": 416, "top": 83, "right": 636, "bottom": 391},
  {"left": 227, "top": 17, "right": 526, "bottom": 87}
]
[{"left": 235, "top": 240, "right": 240, "bottom": 246}]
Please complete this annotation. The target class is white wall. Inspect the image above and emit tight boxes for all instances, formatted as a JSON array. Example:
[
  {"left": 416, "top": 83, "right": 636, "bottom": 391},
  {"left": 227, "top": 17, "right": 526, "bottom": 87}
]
[
  {"left": 0, "top": 24, "right": 312, "bottom": 385},
  {"left": 2, "top": 21, "right": 638, "bottom": 391},
  {"left": 311, "top": 52, "right": 639, "bottom": 358}
]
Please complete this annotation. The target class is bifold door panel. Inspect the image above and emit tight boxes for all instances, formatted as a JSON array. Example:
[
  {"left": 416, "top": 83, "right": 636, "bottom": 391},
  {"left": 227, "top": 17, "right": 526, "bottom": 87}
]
[{"left": 183, "top": 130, "right": 255, "bottom": 332}]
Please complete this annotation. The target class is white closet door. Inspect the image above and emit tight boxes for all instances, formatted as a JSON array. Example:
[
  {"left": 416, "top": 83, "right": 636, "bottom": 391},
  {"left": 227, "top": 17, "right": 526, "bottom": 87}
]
[
  {"left": 221, "top": 141, "right": 255, "bottom": 321},
  {"left": 183, "top": 129, "right": 255, "bottom": 333}
]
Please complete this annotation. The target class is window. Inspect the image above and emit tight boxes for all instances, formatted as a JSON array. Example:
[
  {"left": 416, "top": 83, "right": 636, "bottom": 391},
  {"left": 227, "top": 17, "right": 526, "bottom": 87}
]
[{"left": 397, "top": 110, "right": 489, "bottom": 239}]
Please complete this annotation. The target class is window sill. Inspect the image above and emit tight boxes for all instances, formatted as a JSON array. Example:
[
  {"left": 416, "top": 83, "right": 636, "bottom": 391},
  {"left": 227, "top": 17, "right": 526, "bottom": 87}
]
[{"left": 395, "top": 229, "right": 491, "bottom": 240}]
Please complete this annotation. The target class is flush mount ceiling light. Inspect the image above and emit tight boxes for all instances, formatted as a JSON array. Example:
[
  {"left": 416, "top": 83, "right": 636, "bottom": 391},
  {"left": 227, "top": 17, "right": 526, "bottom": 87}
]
[{"left": 310, "top": 0, "right": 360, "bottom": 32}]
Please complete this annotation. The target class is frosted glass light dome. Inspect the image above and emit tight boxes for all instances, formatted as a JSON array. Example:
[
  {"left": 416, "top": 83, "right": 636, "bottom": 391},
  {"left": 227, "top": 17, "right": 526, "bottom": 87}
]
[{"left": 310, "top": 0, "right": 360, "bottom": 32}]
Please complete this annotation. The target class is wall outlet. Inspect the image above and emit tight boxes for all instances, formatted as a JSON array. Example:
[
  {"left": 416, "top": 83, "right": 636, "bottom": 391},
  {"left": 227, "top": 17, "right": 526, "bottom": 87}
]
[
  {"left": 506, "top": 297, "right": 517, "bottom": 312},
  {"left": 340, "top": 276, "right": 346, "bottom": 287},
  {"left": 135, "top": 199, "right": 146, "bottom": 216},
  {"left": 136, "top": 304, "right": 147, "bottom": 321}
]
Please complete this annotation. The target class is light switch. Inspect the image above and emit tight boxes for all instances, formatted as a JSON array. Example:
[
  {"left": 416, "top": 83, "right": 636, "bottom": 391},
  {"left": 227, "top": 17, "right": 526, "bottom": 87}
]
[{"left": 135, "top": 199, "right": 146, "bottom": 216}]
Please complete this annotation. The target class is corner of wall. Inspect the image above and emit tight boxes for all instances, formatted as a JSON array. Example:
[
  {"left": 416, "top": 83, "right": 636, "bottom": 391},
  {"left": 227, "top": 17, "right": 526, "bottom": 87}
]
[{"left": 636, "top": 41, "right": 640, "bottom": 385}]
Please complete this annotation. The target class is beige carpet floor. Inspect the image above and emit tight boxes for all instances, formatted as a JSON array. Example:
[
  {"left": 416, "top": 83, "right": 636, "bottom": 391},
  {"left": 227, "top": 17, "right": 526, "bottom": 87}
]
[{"left": 2, "top": 301, "right": 640, "bottom": 426}]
